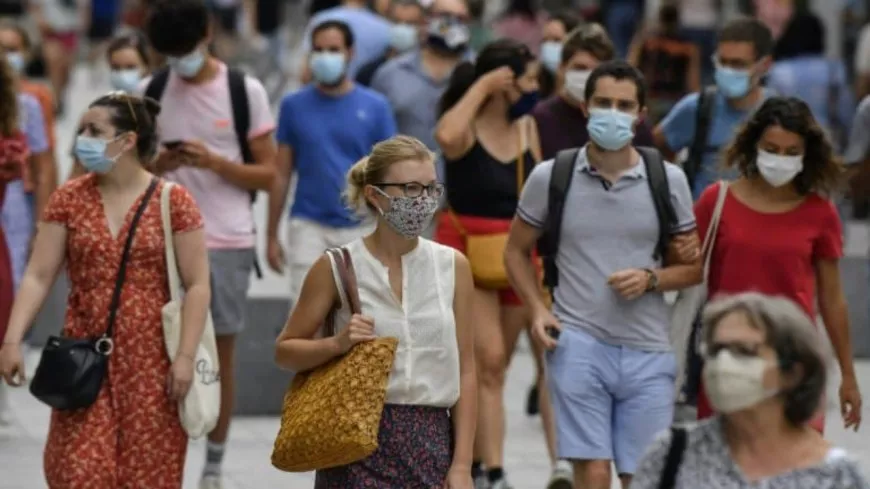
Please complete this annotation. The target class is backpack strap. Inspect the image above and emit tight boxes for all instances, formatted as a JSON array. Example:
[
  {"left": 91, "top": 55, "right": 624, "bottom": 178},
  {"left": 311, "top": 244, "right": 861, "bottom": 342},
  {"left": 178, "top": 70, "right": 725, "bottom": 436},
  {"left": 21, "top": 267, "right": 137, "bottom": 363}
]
[
  {"left": 658, "top": 427, "right": 688, "bottom": 489},
  {"left": 637, "top": 146, "right": 677, "bottom": 261},
  {"left": 539, "top": 148, "right": 579, "bottom": 290},
  {"left": 227, "top": 67, "right": 253, "bottom": 165},
  {"left": 144, "top": 68, "right": 171, "bottom": 102},
  {"left": 684, "top": 85, "right": 716, "bottom": 189}
]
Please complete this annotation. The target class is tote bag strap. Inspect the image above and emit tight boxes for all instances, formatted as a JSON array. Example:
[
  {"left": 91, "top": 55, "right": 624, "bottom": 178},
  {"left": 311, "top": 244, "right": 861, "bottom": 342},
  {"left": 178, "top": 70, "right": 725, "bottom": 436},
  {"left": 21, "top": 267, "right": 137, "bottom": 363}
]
[
  {"left": 701, "top": 181, "right": 728, "bottom": 283},
  {"left": 104, "top": 177, "right": 159, "bottom": 339},
  {"left": 324, "top": 247, "right": 361, "bottom": 336},
  {"left": 160, "top": 181, "right": 182, "bottom": 302}
]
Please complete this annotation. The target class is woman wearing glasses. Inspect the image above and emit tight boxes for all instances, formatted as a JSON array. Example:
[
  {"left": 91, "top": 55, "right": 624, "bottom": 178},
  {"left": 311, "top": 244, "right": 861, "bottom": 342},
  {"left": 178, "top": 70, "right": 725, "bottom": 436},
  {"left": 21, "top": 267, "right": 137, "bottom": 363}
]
[
  {"left": 276, "top": 135, "right": 477, "bottom": 489},
  {"left": 0, "top": 92, "right": 210, "bottom": 489}
]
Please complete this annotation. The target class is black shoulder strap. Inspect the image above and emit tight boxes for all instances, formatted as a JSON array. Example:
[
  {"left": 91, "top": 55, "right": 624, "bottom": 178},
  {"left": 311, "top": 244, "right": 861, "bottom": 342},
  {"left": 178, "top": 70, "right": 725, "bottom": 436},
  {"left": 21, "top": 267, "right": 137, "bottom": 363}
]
[
  {"left": 540, "top": 148, "right": 579, "bottom": 290},
  {"left": 658, "top": 427, "right": 688, "bottom": 489},
  {"left": 685, "top": 85, "right": 716, "bottom": 188},
  {"left": 227, "top": 67, "right": 253, "bottom": 165},
  {"left": 637, "top": 146, "right": 677, "bottom": 261},
  {"left": 104, "top": 177, "right": 160, "bottom": 339},
  {"left": 144, "top": 68, "right": 171, "bottom": 102}
]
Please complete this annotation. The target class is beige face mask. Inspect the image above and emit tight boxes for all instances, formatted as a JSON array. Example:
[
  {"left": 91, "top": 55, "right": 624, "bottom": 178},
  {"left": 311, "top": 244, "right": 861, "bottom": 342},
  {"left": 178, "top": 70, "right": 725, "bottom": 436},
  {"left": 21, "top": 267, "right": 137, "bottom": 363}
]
[{"left": 703, "top": 349, "right": 779, "bottom": 413}]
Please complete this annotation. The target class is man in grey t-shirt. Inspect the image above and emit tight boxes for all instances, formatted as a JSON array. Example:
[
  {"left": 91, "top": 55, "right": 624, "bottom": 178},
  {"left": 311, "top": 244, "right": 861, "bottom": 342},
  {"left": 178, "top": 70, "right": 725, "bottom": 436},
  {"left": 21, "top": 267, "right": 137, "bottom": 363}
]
[{"left": 505, "top": 61, "right": 702, "bottom": 489}]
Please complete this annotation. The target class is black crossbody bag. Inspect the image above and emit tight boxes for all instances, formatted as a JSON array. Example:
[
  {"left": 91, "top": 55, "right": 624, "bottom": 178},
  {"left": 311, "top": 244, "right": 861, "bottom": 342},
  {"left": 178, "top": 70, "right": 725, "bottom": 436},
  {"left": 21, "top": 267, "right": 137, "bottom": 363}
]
[{"left": 29, "top": 177, "right": 159, "bottom": 410}]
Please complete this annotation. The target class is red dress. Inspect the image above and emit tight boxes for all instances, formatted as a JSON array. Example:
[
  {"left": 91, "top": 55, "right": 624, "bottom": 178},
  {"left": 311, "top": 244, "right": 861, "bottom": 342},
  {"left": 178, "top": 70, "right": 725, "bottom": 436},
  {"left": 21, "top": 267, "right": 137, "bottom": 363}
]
[
  {"left": 693, "top": 182, "right": 841, "bottom": 432},
  {"left": 41, "top": 175, "right": 204, "bottom": 489}
]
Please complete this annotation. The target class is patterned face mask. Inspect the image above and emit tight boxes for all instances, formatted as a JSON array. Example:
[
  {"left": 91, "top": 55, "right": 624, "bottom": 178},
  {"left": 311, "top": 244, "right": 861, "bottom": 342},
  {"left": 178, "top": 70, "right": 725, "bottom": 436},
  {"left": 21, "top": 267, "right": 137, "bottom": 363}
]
[{"left": 373, "top": 187, "right": 440, "bottom": 239}]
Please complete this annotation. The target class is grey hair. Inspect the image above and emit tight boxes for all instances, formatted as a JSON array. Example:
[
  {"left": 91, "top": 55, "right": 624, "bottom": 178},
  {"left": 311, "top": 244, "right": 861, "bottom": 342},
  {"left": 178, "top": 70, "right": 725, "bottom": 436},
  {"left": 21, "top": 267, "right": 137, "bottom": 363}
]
[{"left": 702, "top": 292, "right": 828, "bottom": 426}]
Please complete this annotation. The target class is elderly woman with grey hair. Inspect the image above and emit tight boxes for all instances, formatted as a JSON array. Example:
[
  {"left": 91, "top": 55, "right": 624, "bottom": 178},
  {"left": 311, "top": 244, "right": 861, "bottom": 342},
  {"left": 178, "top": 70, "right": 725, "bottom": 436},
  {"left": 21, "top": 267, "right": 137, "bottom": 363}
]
[{"left": 631, "top": 293, "right": 868, "bottom": 489}]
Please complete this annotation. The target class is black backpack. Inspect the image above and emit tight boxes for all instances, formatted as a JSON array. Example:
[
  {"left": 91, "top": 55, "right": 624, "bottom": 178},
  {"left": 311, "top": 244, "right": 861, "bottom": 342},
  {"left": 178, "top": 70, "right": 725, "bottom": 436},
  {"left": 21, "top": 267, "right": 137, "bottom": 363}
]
[
  {"left": 145, "top": 67, "right": 263, "bottom": 278},
  {"left": 538, "top": 146, "right": 678, "bottom": 291},
  {"left": 683, "top": 85, "right": 717, "bottom": 189},
  {"left": 144, "top": 67, "right": 256, "bottom": 202}
]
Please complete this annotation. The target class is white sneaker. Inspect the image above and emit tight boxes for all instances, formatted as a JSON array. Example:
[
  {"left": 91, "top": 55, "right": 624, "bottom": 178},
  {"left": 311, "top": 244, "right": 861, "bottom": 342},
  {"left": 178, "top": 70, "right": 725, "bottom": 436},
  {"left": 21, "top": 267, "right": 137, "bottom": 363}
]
[
  {"left": 490, "top": 479, "right": 514, "bottom": 489},
  {"left": 199, "top": 474, "right": 223, "bottom": 489},
  {"left": 473, "top": 474, "right": 489, "bottom": 489},
  {"left": 546, "top": 461, "right": 574, "bottom": 489}
]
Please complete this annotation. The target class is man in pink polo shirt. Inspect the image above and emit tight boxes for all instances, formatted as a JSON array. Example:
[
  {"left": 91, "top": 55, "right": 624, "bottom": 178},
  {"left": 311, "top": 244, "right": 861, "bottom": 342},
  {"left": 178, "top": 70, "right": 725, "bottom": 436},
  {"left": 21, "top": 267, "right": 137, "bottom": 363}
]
[{"left": 141, "top": 1, "right": 277, "bottom": 488}]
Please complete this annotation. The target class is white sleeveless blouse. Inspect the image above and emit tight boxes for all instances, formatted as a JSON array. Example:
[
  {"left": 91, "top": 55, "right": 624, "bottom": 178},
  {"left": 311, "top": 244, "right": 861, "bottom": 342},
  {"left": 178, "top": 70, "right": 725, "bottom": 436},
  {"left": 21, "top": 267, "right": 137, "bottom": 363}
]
[{"left": 327, "top": 238, "right": 461, "bottom": 407}]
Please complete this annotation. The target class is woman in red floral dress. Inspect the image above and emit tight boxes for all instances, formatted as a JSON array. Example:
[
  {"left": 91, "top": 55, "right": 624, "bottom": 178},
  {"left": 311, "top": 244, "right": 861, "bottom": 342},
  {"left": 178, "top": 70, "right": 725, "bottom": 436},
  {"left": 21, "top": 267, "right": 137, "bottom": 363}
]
[{"left": 0, "top": 92, "right": 211, "bottom": 489}]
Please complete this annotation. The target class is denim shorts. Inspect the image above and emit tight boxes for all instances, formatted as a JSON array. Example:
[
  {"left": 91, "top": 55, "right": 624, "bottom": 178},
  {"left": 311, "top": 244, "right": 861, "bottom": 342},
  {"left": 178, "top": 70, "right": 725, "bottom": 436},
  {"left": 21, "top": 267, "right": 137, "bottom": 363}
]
[{"left": 547, "top": 326, "right": 676, "bottom": 475}]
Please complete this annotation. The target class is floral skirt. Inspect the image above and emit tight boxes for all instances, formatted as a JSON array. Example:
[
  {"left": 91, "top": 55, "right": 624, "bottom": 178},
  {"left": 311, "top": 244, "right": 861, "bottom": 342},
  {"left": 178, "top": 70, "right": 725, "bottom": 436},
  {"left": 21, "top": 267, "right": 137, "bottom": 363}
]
[{"left": 314, "top": 404, "right": 452, "bottom": 489}]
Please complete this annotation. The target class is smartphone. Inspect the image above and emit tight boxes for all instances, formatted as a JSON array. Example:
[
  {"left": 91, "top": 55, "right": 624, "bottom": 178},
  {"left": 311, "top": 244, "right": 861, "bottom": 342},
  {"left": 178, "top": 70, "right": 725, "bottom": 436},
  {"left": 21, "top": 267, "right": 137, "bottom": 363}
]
[
  {"left": 545, "top": 326, "right": 560, "bottom": 341},
  {"left": 163, "top": 140, "right": 184, "bottom": 150}
]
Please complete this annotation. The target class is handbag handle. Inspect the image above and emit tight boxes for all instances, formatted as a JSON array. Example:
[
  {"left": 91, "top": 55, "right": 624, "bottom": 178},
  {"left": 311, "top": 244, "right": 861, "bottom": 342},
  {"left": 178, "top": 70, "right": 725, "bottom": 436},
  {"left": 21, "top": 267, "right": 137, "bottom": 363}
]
[
  {"left": 700, "top": 181, "right": 728, "bottom": 284},
  {"left": 103, "top": 177, "right": 160, "bottom": 341},
  {"left": 160, "top": 181, "right": 181, "bottom": 301},
  {"left": 324, "top": 247, "right": 361, "bottom": 337}
]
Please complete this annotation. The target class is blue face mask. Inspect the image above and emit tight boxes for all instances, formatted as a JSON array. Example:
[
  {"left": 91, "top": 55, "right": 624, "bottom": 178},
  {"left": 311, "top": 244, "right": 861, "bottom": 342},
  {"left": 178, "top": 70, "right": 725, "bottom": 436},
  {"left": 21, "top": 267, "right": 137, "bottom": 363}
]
[
  {"left": 540, "top": 41, "right": 562, "bottom": 74},
  {"left": 309, "top": 52, "right": 347, "bottom": 86},
  {"left": 75, "top": 135, "right": 124, "bottom": 174},
  {"left": 714, "top": 66, "right": 752, "bottom": 99},
  {"left": 5, "top": 52, "right": 25, "bottom": 74},
  {"left": 109, "top": 69, "right": 142, "bottom": 93},
  {"left": 587, "top": 108, "right": 636, "bottom": 151},
  {"left": 390, "top": 23, "right": 418, "bottom": 52},
  {"left": 509, "top": 90, "right": 540, "bottom": 120},
  {"left": 168, "top": 48, "right": 206, "bottom": 78}
]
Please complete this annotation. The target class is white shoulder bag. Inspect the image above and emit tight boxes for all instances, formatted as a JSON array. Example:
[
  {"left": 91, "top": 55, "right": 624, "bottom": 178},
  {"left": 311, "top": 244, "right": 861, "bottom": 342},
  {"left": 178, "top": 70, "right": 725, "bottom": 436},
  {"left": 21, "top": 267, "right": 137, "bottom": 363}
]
[
  {"left": 160, "top": 182, "right": 221, "bottom": 439},
  {"left": 670, "top": 181, "right": 729, "bottom": 400}
]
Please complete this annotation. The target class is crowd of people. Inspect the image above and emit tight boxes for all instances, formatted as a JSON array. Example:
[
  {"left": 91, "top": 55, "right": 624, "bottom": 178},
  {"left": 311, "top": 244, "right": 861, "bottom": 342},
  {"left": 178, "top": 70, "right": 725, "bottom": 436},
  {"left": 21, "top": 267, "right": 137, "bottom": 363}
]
[{"left": 0, "top": 0, "right": 868, "bottom": 488}]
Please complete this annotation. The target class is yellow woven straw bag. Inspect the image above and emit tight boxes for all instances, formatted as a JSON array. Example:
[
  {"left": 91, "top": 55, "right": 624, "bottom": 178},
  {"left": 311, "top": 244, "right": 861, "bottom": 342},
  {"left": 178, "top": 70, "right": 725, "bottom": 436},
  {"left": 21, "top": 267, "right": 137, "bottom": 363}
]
[{"left": 271, "top": 247, "right": 398, "bottom": 472}]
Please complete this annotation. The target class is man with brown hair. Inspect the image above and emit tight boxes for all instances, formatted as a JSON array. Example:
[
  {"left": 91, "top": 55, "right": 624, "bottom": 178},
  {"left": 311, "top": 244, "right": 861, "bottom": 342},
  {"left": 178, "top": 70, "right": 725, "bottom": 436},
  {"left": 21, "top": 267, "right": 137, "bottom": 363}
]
[{"left": 532, "top": 23, "right": 654, "bottom": 161}]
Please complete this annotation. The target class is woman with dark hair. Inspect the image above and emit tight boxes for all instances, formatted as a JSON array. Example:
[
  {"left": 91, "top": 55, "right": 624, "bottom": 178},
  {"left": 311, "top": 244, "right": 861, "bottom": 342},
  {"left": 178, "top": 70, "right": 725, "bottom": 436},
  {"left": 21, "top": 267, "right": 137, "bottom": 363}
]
[
  {"left": 434, "top": 39, "right": 544, "bottom": 489},
  {"left": 692, "top": 96, "right": 862, "bottom": 432},
  {"left": 538, "top": 10, "right": 582, "bottom": 99},
  {"left": 768, "top": 12, "right": 853, "bottom": 152},
  {"left": 0, "top": 92, "right": 210, "bottom": 488},
  {"left": 492, "top": 0, "right": 547, "bottom": 55},
  {"left": 633, "top": 293, "right": 868, "bottom": 488},
  {"left": 0, "top": 54, "right": 29, "bottom": 425}
]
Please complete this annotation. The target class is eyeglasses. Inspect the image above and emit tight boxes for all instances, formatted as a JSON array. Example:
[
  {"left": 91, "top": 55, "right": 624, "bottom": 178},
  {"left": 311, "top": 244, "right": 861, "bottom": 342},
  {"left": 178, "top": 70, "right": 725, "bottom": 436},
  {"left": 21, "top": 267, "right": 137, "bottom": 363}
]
[
  {"left": 105, "top": 90, "right": 138, "bottom": 127},
  {"left": 374, "top": 181, "right": 445, "bottom": 198}
]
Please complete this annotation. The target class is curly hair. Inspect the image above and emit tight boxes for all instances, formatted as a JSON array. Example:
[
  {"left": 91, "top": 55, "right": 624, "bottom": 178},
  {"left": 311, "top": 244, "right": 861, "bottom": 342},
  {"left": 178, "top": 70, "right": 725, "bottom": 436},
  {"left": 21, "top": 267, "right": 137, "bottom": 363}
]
[
  {"left": 0, "top": 55, "right": 18, "bottom": 137},
  {"left": 722, "top": 96, "right": 842, "bottom": 195}
]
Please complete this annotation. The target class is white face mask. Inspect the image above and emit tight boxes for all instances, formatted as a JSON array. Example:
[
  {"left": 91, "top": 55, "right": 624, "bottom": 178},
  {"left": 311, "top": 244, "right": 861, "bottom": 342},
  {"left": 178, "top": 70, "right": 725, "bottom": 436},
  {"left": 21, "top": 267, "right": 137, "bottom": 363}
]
[
  {"left": 756, "top": 149, "right": 803, "bottom": 187},
  {"left": 703, "top": 349, "right": 778, "bottom": 413},
  {"left": 564, "top": 69, "right": 591, "bottom": 102}
]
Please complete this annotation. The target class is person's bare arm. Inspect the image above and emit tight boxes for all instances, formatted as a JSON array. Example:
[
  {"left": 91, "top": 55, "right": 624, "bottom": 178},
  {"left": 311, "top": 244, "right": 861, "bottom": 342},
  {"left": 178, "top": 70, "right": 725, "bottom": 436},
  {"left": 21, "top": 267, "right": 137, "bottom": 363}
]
[
  {"left": 449, "top": 251, "right": 477, "bottom": 473},
  {"left": 655, "top": 230, "right": 703, "bottom": 290},
  {"left": 627, "top": 34, "right": 644, "bottom": 67},
  {"left": 652, "top": 125, "right": 677, "bottom": 162},
  {"left": 199, "top": 132, "right": 277, "bottom": 190},
  {"left": 267, "top": 144, "right": 293, "bottom": 241},
  {"left": 174, "top": 228, "right": 211, "bottom": 361},
  {"left": 274, "top": 256, "right": 341, "bottom": 371},
  {"left": 31, "top": 151, "right": 56, "bottom": 221},
  {"left": 686, "top": 46, "right": 701, "bottom": 94},
  {"left": 504, "top": 217, "right": 548, "bottom": 315},
  {"left": 2, "top": 222, "right": 66, "bottom": 344}
]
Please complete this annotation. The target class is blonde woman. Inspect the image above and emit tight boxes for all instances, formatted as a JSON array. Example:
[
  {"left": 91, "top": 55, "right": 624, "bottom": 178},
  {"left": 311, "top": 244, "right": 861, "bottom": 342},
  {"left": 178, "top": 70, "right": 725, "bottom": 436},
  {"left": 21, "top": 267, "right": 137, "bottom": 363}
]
[{"left": 275, "top": 135, "right": 477, "bottom": 489}]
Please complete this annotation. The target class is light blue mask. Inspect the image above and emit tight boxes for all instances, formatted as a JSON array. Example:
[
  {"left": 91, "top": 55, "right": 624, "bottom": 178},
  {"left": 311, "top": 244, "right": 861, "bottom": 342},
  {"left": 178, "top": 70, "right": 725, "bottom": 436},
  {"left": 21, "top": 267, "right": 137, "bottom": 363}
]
[
  {"left": 5, "top": 52, "right": 25, "bottom": 74},
  {"left": 390, "top": 23, "right": 418, "bottom": 52},
  {"left": 74, "top": 135, "right": 124, "bottom": 174},
  {"left": 714, "top": 66, "right": 752, "bottom": 99},
  {"left": 540, "top": 41, "right": 562, "bottom": 74},
  {"left": 587, "top": 108, "right": 636, "bottom": 151},
  {"left": 109, "top": 69, "right": 142, "bottom": 93},
  {"left": 168, "top": 48, "right": 206, "bottom": 78},
  {"left": 309, "top": 52, "right": 346, "bottom": 86}
]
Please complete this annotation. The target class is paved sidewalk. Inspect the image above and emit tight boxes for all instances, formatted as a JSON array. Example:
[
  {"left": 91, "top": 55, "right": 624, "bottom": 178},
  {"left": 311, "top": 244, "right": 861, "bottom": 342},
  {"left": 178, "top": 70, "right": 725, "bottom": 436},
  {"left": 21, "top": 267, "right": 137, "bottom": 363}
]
[{"left": 3, "top": 349, "right": 870, "bottom": 489}]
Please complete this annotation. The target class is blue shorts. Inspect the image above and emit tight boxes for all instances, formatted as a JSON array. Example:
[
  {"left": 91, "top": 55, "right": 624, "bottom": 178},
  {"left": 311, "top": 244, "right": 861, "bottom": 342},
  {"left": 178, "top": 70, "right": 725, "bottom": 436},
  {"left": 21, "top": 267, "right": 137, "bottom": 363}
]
[{"left": 547, "top": 327, "right": 675, "bottom": 475}]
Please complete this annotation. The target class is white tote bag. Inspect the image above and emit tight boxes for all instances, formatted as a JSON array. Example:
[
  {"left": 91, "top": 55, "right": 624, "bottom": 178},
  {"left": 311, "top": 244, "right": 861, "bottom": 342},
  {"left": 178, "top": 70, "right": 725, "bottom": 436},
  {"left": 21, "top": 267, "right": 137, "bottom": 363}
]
[
  {"left": 160, "top": 182, "right": 221, "bottom": 439},
  {"left": 670, "top": 181, "right": 728, "bottom": 400}
]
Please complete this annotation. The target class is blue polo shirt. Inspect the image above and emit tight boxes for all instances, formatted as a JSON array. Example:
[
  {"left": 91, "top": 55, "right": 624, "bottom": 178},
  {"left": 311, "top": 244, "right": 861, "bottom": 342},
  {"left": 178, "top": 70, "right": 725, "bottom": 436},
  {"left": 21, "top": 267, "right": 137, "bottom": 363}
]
[{"left": 276, "top": 85, "right": 397, "bottom": 228}]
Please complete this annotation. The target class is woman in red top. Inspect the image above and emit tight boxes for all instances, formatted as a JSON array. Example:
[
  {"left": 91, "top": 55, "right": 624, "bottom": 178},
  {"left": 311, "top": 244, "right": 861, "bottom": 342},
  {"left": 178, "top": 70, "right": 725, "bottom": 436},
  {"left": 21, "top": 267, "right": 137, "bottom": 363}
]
[{"left": 694, "top": 96, "right": 862, "bottom": 432}]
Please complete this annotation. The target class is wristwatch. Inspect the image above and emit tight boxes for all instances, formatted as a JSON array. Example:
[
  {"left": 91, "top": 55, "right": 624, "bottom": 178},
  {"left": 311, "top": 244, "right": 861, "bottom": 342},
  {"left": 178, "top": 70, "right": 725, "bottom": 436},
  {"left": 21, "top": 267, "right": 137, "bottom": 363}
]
[{"left": 643, "top": 268, "right": 658, "bottom": 292}]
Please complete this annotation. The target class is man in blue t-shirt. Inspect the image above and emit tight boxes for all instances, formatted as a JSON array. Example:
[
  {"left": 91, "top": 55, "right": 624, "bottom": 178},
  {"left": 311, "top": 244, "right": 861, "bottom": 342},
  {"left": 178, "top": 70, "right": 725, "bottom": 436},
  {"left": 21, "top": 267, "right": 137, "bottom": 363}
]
[
  {"left": 653, "top": 18, "right": 774, "bottom": 199},
  {"left": 267, "top": 19, "right": 397, "bottom": 302}
]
